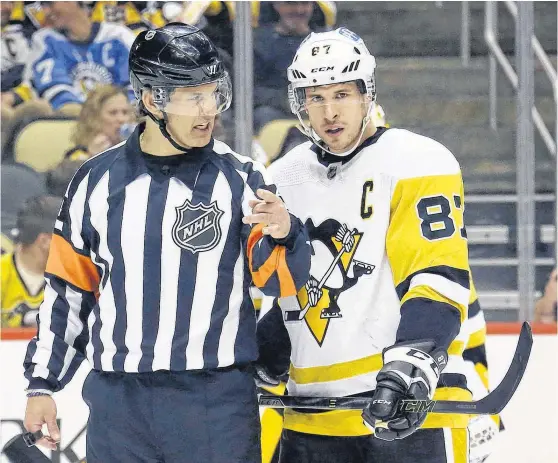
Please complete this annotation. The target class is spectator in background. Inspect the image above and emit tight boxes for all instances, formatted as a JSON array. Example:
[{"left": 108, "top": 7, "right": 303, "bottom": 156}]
[
  {"left": 534, "top": 268, "right": 557, "bottom": 323},
  {"left": 253, "top": 1, "right": 329, "bottom": 132},
  {"left": 1, "top": 1, "right": 33, "bottom": 96},
  {"left": 1, "top": 195, "right": 62, "bottom": 329},
  {"left": 26, "top": 1, "right": 136, "bottom": 117},
  {"left": 1, "top": 1, "right": 52, "bottom": 153},
  {"left": 90, "top": 1, "right": 163, "bottom": 34},
  {"left": 45, "top": 159, "right": 83, "bottom": 196},
  {"left": 64, "top": 85, "right": 135, "bottom": 161},
  {"left": 213, "top": 112, "right": 269, "bottom": 164}
]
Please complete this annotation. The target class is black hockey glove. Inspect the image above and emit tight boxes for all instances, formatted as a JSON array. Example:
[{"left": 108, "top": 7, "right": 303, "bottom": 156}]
[{"left": 362, "top": 340, "right": 448, "bottom": 441}]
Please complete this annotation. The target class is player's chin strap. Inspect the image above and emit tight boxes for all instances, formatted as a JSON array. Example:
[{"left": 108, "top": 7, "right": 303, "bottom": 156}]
[
  {"left": 145, "top": 109, "right": 192, "bottom": 153},
  {"left": 296, "top": 100, "right": 375, "bottom": 158}
]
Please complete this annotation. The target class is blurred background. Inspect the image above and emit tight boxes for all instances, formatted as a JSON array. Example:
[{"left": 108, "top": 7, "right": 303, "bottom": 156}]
[{"left": 0, "top": 1, "right": 556, "bottom": 461}]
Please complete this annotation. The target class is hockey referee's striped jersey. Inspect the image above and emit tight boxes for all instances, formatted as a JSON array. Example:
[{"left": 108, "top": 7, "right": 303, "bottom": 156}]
[{"left": 24, "top": 124, "right": 310, "bottom": 393}]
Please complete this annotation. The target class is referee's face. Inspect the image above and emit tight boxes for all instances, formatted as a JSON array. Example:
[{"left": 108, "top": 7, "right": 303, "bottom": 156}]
[{"left": 165, "top": 84, "right": 219, "bottom": 148}]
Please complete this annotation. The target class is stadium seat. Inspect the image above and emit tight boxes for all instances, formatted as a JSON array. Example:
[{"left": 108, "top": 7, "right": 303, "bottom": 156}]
[
  {"left": 257, "top": 119, "right": 300, "bottom": 162},
  {"left": 1, "top": 163, "right": 46, "bottom": 234},
  {"left": 14, "top": 119, "right": 76, "bottom": 172}
]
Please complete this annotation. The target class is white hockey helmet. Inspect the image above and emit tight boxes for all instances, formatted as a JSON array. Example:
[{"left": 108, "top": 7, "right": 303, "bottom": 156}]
[{"left": 287, "top": 28, "right": 377, "bottom": 156}]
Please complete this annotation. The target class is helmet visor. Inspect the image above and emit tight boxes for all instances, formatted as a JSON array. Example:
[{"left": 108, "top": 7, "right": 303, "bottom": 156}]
[{"left": 154, "top": 75, "right": 232, "bottom": 116}]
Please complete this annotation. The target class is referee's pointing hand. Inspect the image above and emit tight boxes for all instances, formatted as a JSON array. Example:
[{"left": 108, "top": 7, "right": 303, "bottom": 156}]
[{"left": 242, "top": 189, "right": 292, "bottom": 239}]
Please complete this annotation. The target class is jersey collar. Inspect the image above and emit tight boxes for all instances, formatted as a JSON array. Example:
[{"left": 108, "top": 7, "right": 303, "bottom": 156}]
[{"left": 124, "top": 122, "right": 214, "bottom": 181}]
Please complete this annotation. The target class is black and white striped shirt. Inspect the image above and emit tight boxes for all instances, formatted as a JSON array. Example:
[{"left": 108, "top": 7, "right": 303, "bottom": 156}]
[{"left": 24, "top": 125, "right": 310, "bottom": 392}]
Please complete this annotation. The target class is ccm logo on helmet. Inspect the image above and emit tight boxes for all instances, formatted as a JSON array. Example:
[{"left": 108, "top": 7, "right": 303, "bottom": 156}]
[{"left": 311, "top": 66, "right": 334, "bottom": 73}]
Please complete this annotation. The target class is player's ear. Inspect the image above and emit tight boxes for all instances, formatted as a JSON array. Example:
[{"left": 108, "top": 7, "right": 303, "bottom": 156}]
[{"left": 142, "top": 90, "right": 163, "bottom": 118}]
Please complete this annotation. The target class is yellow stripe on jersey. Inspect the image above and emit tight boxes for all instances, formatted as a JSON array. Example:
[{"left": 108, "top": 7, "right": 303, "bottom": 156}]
[
  {"left": 284, "top": 409, "right": 373, "bottom": 437},
  {"left": 290, "top": 349, "right": 464, "bottom": 385},
  {"left": 289, "top": 352, "right": 383, "bottom": 385},
  {"left": 474, "top": 362, "right": 489, "bottom": 390},
  {"left": 402, "top": 283, "right": 467, "bottom": 323},
  {"left": 283, "top": 387, "right": 472, "bottom": 437},
  {"left": 448, "top": 341, "right": 465, "bottom": 356},
  {"left": 467, "top": 326, "right": 487, "bottom": 349},
  {"left": 426, "top": 386, "right": 472, "bottom": 428},
  {"left": 388, "top": 173, "right": 469, "bottom": 318},
  {"left": 261, "top": 409, "right": 283, "bottom": 463},
  {"left": 447, "top": 428, "right": 469, "bottom": 463}
]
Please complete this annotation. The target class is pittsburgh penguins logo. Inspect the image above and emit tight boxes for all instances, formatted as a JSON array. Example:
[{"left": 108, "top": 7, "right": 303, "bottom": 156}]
[{"left": 284, "top": 218, "right": 374, "bottom": 346}]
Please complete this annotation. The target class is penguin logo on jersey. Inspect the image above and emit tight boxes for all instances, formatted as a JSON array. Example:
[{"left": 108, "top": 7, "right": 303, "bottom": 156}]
[
  {"left": 71, "top": 62, "right": 113, "bottom": 95},
  {"left": 172, "top": 200, "right": 224, "bottom": 253},
  {"left": 284, "top": 218, "right": 374, "bottom": 346}
]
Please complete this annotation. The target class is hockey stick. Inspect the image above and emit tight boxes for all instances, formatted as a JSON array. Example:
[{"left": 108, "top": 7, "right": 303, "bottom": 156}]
[
  {"left": 284, "top": 228, "right": 357, "bottom": 322},
  {"left": 259, "top": 322, "right": 532, "bottom": 415}
]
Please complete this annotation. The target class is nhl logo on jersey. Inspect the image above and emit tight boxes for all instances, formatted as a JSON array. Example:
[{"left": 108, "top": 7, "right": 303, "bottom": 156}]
[{"left": 172, "top": 200, "right": 224, "bottom": 253}]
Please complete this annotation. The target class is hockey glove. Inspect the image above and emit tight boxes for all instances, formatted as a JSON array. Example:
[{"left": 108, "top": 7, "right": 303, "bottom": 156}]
[{"left": 362, "top": 340, "right": 448, "bottom": 441}]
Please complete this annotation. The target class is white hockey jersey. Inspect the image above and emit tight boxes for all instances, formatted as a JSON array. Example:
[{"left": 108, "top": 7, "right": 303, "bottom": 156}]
[
  {"left": 268, "top": 127, "right": 472, "bottom": 436},
  {"left": 1, "top": 22, "right": 32, "bottom": 91}
]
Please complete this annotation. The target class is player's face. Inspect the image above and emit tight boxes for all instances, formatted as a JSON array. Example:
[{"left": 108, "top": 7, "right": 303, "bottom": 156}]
[
  {"left": 0, "top": 2, "right": 13, "bottom": 27},
  {"left": 165, "top": 83, "right": 219, "bottom": 148},
  {"left": 100, "top": 94, "right": 134, "bottom": 143},
  {"left": 274, "top": 2, "right": 313, "bottom": 33},
  {"left": 305, "top": 82, "right": 369, "bottom": 154},
  {"left": 42, "top": 2, "right": 80, "bottom": 30}
]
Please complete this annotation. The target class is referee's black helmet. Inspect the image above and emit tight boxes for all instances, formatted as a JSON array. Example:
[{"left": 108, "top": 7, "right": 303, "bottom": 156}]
[{"left": 129, "top": 22, "right": 231, "bottom": 116}]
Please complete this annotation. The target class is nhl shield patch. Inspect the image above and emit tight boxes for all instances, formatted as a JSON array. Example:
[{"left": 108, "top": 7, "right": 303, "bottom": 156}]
[{"left": 172, "top": 200, "right": 224, "bottom": 253}]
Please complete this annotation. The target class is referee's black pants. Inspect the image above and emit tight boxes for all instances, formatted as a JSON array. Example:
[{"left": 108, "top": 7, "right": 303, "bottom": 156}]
[{"left": 82, "top": 365, "right": 261, "bottom": 463}]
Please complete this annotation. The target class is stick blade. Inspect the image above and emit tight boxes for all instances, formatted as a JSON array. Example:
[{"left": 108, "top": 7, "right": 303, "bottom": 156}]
[{"left": 434, "top": 321, "right": 533, "bottom": 414}]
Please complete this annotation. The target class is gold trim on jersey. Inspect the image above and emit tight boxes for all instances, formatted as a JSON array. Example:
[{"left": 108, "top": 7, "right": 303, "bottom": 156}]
[
  {"left": 284, "top": 408, "right": 373, "bottom": 437},
  {"left": 289, "top": 352, "right": 383, "bottom": 385},
  {"left": 474, "top": 362, "right": 490, "bottom": 390},
  {"left": 402, "top": 283, "right": 467, "bottom": 323},
  {"left": 448, "top": 428, "right": 469, "bottom": 463},
  {"left": 466, "top": 327, "right": 486, "bottom": 349},
  {"left": 448, "top": 341, "right": 465, "bottom": 356},
  {"left": 261, "top": 409, "right": 283, "bottom": 463},
  {"left": 290, "top": 345, "right": 464, "bottom": 386}
]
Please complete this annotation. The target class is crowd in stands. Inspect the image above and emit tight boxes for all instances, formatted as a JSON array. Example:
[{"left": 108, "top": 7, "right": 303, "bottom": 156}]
[
  {"left": 1, "top": 1, "right": 553, "bottom": 330},
  {"left": 0, "top": 1, "right": 340, "bottom": 329}
]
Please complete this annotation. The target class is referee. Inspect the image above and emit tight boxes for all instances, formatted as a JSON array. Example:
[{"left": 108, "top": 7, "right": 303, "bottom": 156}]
[{"left": 23, "top": 23, "right": 311, "bottom": 463}]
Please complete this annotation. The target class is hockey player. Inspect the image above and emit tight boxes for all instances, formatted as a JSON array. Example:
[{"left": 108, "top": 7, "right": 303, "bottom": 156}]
[
  {"left": 1, "top": 195, "right": 62, "bottom": 328},
  {"left": 263, "top": 27, "right": 473, "bottom": 462},
  {"left": 22, "top": 23, "right": 311, "bottom": 463}
]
